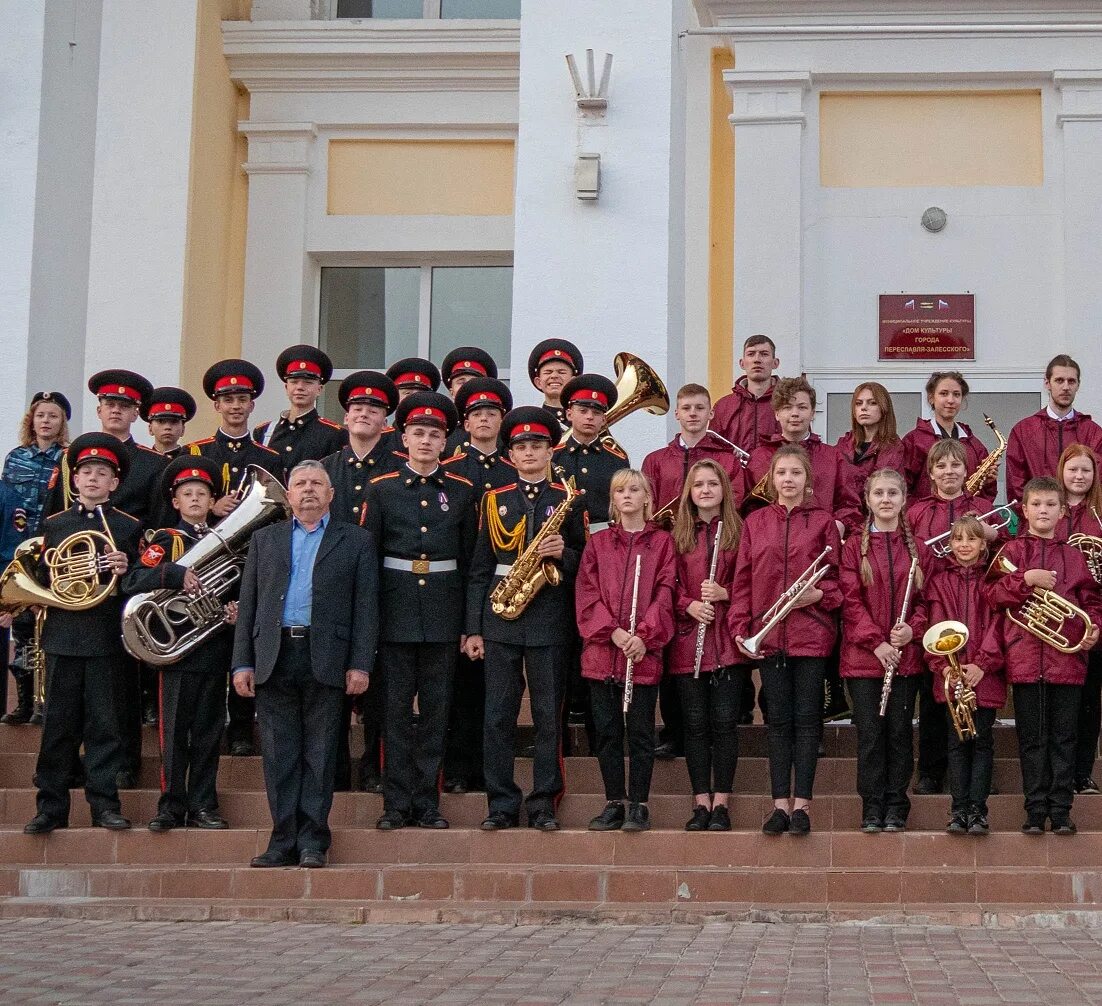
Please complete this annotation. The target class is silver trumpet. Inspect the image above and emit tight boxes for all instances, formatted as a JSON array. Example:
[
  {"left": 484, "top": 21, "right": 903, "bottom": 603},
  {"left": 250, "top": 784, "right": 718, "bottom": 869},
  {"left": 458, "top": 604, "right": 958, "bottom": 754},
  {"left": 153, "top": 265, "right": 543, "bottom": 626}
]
[
  {"left": 924, "top": 500, "right": 1017, "bottom": 558},
  {"left": 740, "top": 546, "right": 833, "bottom": 657},
  {"left": 703, "top": 429, "right": 751, "bottom": 467}
]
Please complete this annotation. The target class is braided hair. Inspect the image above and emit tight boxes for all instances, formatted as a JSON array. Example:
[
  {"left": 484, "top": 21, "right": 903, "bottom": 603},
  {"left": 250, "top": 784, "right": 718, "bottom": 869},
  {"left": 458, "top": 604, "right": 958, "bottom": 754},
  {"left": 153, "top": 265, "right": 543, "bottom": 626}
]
[{"left": 860, "top": 467, "right": 925, "bottom": 590}]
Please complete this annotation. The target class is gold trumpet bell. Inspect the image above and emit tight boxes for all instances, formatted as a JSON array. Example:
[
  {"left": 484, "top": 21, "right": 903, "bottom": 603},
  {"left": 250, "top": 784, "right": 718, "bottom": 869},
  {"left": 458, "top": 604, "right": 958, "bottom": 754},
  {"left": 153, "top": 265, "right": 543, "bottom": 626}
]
[{"left": 604, "top": 352, "right": 670, "bottom": 429}]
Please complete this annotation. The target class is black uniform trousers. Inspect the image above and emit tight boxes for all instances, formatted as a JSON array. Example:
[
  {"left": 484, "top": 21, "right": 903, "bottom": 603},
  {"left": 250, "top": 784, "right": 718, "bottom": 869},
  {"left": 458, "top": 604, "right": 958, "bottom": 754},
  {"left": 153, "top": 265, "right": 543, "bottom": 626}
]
[
  {"left": 444, "top": 652, "right": 485, "bottom": 788},
  {"left": 255, "top": 635, "right": 344, "bottom": 856},
  {"left": 849, "top": 675, "right": 919, "bottom": 821},
  {"left": 946, "top": 705, "right": 997, "bottom": 816},
  {"left": 916, "top": 670, "right": 949, "bottom": 784},
  {"left": 1075, "top": 649, "right": 1102, "bottom": 783},
  {"left": 35, "top": 655, "right": 125, "bottom": 821},
  {"left": 120, "top": 656, "right": 143, "bottom": 777},
  {"left": 759, "top": 654, "right": 826, "bottom": 801},
  {"left": 484, "top": 642, "right": 565, "bottom": 820},
  {"left": 227, "top": 688, "right": 255, "bottom": 749},
  {"left": 1014, "top": 681, "right": 1081, "bottom": 821},
  {"left": 333, "top": 669, "right": 386, "bottom": 791},
  {"left": 157, "top": 667, "right": 226, "bottom": 819},
  {"left": 589, "top": 680, "right": 658, "bottom": 804},
  {"left": 382, "top": 642, "right": 455, "bottom": 819},
  {"left": 676, "top": 667, "right": 743, "bottom": 796}
]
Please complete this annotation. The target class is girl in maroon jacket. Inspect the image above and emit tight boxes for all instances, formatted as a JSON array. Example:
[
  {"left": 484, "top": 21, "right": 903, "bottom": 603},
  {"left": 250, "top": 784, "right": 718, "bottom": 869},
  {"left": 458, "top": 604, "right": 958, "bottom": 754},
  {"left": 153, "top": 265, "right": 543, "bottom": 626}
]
[
  {"left": 835, "top": 382, "right": 911, "bottom": 512},
  {"left": 902, "top": 371, "right": 996, "bottom": 505},
  {"left": 729, "top": 445, "right": 843, "bottom": 836},
  {"left": 841, "top": 468, "right": 932, "bottom": 833},
  {"left": 985, "top": 476, "right": 1102, "bottom": 835},
  {"left": 671, "top": 460, "right": 744, "bottom": 831},
  {"left": 922, "top": 516, "right": 1007, "bottom": 835},
  {"left": 576, "top": 469, "right": 676, "bottom": 832}
]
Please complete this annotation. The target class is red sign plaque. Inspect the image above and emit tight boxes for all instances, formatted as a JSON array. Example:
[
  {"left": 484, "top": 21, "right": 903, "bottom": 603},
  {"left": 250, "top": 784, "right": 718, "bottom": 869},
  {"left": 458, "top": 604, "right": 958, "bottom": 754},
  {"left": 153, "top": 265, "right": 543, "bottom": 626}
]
[{"left": 878, "top": 294, "right": 975, "bottom": 362}]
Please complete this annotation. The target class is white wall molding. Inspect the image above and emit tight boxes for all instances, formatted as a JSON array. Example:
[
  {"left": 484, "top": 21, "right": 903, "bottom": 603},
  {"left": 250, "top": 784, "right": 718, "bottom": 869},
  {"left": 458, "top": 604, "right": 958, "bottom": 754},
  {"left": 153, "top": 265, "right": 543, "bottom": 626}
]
[
  {"left": 1055, "top": 71, "right": 1102, "bottom": 123},
  {"left": 239, "top": 120, "right": 317, "bottom": 175},
  {"left": 725, "top": 69, "right": 810, "bottom": 126}
]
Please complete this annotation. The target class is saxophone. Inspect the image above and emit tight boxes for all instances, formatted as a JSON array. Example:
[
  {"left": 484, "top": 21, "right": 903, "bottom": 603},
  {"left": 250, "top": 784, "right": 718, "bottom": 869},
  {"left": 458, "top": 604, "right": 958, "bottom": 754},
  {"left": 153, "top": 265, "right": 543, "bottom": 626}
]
[
  {"left": 963, "top": 414, "right": 1006, "bottom": 495},
  {"left": 490, "top": 477, "right": 584, "bottom": 620}
]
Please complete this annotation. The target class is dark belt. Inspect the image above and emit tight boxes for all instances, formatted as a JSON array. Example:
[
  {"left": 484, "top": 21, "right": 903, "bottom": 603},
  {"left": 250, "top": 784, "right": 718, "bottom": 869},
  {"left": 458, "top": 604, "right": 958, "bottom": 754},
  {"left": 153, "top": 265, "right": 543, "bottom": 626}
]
[{"left": 282, "top": 625, "right": 310, "bottom": 639}]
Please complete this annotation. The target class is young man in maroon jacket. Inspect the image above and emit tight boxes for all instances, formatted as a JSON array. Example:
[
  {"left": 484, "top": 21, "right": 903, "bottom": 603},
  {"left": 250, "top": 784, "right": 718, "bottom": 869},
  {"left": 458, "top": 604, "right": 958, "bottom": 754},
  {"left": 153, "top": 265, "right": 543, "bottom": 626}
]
[{"left": 711, "top": 335, "right": 781, "bottom": 455}]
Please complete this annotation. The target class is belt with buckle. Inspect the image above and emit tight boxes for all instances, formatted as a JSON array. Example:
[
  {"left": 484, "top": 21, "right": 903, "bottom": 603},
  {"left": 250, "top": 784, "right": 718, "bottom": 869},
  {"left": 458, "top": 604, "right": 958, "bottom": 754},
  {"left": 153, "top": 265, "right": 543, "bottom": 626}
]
[
  {"left": 383, "top": 557, "right": 458, "bottom": 575},
  {"left": 282, "top": 625, "right": 310, "bottom": 639},
  {"left": 494, "top": 563, "right": 513, "bottom": 577},
  {"left": 587, "top": 521, "right": 610, "bottom": 534}
]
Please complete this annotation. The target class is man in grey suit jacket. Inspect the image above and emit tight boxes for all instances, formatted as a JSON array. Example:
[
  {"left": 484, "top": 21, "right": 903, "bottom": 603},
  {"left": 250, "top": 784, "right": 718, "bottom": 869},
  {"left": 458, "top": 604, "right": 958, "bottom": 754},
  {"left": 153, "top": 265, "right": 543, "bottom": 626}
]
[{"left": 232, "top": 460, "right": 378, "bottom": 868}]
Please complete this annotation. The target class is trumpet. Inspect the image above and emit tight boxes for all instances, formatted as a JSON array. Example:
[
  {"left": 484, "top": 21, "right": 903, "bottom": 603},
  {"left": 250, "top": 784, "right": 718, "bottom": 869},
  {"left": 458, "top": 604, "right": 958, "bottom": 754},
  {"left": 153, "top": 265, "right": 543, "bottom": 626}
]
[
  {"left": 739, "top": 546, "right": 832, "bottom": 657},
  {"left": 963, "top": 414, "right": 1007, "bottom": 496},
  {"left": 703, "top": 429, "right": 750, "bottom": 468},
  {"left": 923, "top": 500, "right": 1017, "bottom": 558},
  {"left": 987, "top": 546, "right": 1093, "bottom": 654},
  {"left": 923, "top": 621, "right": 977, "bottom": 742}
]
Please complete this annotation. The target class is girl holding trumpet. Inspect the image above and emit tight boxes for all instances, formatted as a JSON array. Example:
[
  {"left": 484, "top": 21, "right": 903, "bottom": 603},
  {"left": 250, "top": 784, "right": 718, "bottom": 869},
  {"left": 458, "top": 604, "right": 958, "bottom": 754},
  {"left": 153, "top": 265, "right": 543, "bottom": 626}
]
[{"left": 729, "top": 445, "right": 842, "bottom": 836}]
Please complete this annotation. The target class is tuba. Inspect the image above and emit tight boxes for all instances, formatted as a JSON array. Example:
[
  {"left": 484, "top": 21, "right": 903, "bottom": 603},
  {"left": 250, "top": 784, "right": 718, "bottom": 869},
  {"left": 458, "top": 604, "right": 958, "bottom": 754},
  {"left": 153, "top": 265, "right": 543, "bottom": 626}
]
[
  {"left": 923, "top": 621, "right": 977, "bottom": 742},
  {"left": 1069, "top": 530, "right": 1102, "bottom": 586},
  {"left": 559, "top": 353, "right": 669, "bottom": 450},
  {"left": 121, "top": 467, "right": 289, "bottom": 665},
  {"left": 963, "top": 414, "right": 1007, "bottom": 496}
]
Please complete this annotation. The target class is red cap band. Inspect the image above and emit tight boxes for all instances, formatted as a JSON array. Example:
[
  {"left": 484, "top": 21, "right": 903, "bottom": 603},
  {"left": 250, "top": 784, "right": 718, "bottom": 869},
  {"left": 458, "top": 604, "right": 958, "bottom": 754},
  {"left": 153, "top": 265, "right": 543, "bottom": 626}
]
[
  {"left": 510, "top": 422, "right": 550, "bottom": 440},
  {"left": 150, "top": 402, "right": 187, "bottom": 418},
  {"left": 568, "top": 389, "right": 608, "bottom": 408},
  {"left": 173, "top": 468, "right": 213, "bottom": 487},
  {"left": 213, "top": 375, "right": 255, "bottom": 394},
  {"left": 286, "top": 360, "right": 322, "bottom": 378},
  {"left": 406, "top": 406, "right": 445, "bottom": 426},
  {"left": 395, "top": 372, "right": 430, "bottom": 387},
  {"left": 349, "top": 386, "right": 384, "bottom": 403},
  {"left": 76, "top": 446, "right": 120, "bottom": 469},
  {"left": 537, "top": 349, "right": 573, "bottom": 368},
  {"left": 96, "top": 383, "right": 142, "bottom": 404},
  {"left": 454, "top": 360, "right": 487, "bottom": 377},
  {"left": 466, "top": 391, "right": 503, "bottom": 410}
]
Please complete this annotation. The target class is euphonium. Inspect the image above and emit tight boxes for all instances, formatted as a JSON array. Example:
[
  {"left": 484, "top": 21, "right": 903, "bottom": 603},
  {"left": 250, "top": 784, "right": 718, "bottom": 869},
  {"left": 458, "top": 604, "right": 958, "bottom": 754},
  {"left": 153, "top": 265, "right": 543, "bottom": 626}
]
[
  {"left": 490, "top": 477, "right": 584, "bottom": 620},
  {"left": 122, "top": 466, "right": 289, "bottom": 665},
  {"left": 987, "top": 546, "right": 1093, "bottom": 654},
  {"left": 1068, "top": 530, "right": 1102, "bottom": 586},
  {"left": 963, "top": 414, "right": 1006, "bottom": 496},
  {"left": 923, "top": 621, "right": 977, "bottom": 742}
]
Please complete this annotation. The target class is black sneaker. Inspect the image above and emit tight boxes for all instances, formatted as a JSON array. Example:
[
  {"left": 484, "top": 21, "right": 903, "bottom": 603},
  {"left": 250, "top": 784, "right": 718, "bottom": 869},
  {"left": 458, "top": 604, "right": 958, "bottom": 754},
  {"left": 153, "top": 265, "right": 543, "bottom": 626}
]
[
  {"left": 707, "top": 806, "right": 732, "bottom": 832},
  {"left": 762, "top": 808, "right": 789, "bottom": 835},
  {"left": 912, "top": 776, "right": 943, "bottom": 795},
  {"left": 589, "top": 801, "right": 625, "bottom": 831},
  {"left": 653, "top": 741, "right": 682, "bottom": 761},
  {"left": 968, "top": 813, "right": 989, "bottom": 835},
  {"left": 375, "top": 811, "right": 409, "bottom": 831},
  {"left": 622, "top": 803, "right": 650, "bottom": 832},
  {"left": 882, "top": 816, "right": 907, "bottom": 833},
  {"left": 1051, "top": 816, "right": 1077, "bottom": 836},
  {"left": 417, "top": 808, "right": 449, "bottom": 829},
  {"left": 789, "top": 808, "right": 811, "bottom": 835},
  {"left": 528, "top": 810, "right": 560, "bottom": 832},
  {"left": 480, "top": 811, "right": 518, "bottom": 831},
  {"left": 685, "top": 806, "right": 711, "bottom": 832},
  {"left": 1021, "top": 816, "right": 1046, "bottom": 835},
  {"left": 1076, "top": 777, "right": 1101, "bottom": 795},
  {"left": 860, "top": 817, "right": 883, "bottom": 834},
  {"left": 947, "top": 813, "right": 968, "bottom": 834}
]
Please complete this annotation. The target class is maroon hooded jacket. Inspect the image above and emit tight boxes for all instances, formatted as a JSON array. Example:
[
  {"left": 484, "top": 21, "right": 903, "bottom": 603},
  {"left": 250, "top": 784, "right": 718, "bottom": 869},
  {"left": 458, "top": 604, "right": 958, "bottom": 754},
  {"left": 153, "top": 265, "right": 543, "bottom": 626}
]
[
  {"left": 1056, "top": 500, "right": 1102, "bottom": 544},
  {"left": 744, "top": 433, "right": 863, "bottom": 532},
  {"left": 983, "top": 533, "right": 1102, "bottom": 686},
  {"left": 907, "top": 492, "right": 1010, "bottom": 559},
  {"left": 1006, "top": 410, "right": 1102, "bottom": 505},
  {"left": 901, "top": 418, "right": 996, "bottom": 506},
  {"left": 834, "top": 431, "right": 913, "bottom": 507},
  {"left": 921, "top": 559, "right": 1007, "bottom": 709},
  {"left": 727, "top": 501, "right": 842, "bottom": 659},
  {"left": 641, "top": 433, "right": 744, "bottom": 517},
  {"left": 711, "top": 377, "right": 780, "bottom": 454},
  {"left": 670, "top": 518, "right": 742, "bottom": 675},
  {"left": 839, "top": 526, "right": 933, "bottom": 680},
  {"left": 575, "top": 523, "right": 676, "bottom": 687}
]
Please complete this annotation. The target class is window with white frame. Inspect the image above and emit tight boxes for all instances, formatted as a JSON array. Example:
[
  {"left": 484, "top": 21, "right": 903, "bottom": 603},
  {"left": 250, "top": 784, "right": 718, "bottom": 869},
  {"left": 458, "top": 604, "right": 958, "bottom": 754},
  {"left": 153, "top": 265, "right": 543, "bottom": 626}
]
[{"left": 334, "top": 0, "right": 520, "bottom": 17}]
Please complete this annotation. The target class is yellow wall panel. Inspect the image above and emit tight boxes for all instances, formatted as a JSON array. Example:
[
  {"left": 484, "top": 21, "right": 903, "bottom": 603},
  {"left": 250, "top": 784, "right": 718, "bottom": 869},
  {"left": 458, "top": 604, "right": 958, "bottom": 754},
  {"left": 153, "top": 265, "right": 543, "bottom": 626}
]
[
  {"left": 708, "top": 48, "right": 735, "bottom": 400},
  {"left": 820, "top": 91, "right": 1043, "bottom": 188},
  {"left": 328, "top": 140, "right": 515, "bottom": 216}
]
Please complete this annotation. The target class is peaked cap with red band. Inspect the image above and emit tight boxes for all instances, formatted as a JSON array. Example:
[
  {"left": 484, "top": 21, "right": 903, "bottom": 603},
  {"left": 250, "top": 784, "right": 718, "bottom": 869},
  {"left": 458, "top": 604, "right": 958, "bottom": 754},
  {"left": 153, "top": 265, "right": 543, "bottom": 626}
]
[
  {"left": 395, "top": 391, "right": 457, "bottom": 435},
  {"left": 160, "top": 455, "right": 221, "bottom": 500},
  {"left": 141, "top": 386, "right": 197, "bottom": 424},
  {"left": 441, "top": 347, "right": 498, "bottom": 388},
  {"left": 386, "top": 357, "right": 441, "bottom": 393},
  {"left": 203, "top": 359, "right": 265, "bottom": 400},
  {"left": 66, "top": 433, "right": 130, "bottom": 482},
  {"left": 276, "top": 344, "right": 333, "bottom": 385},
  {"left": 453, "top": 376, "right": 512, "bottom": 417},
  {"left": 560, "top": 373, "right": 618, "bottom": 414},
  {"left": 87, "top": 369, "right": 153, "bottom": 409},
  {"left": 526, "top": 339, "right": 583, "bottom": 385},
  {"left": 502, "top": 406, "right": 562, "bottom": 445},
  {"left": 338, "top": 371, "right": 399, "bottom": 414}
]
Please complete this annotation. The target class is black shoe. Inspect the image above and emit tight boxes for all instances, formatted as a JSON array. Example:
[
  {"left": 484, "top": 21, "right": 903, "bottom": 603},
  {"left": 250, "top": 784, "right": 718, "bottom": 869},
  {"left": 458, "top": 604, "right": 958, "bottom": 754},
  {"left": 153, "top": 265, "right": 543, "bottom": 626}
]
[
  {"left": 653, "top": 741, "right": 681, "bottom": 761},
  {"left": 1051, "top": 816, "right": 1077, "bottom": 836},
  {"left": 789, "top": 809, "right": 811, "bottom": 835},
  {"left": 299, "top": 849, "right": 326, "bottom": 868},
  {"left": 142, "top": 700, "right": 158, "bottom": 727},
  {"left": 92, "top": 811, "right": 131, "bottom": 830},
  {"left": 148, "top": 812, "right": 183, "bottom": 833},
  {"left": 567, "top": 709, "right": 587, "bottom": 726},
  {"left": 376, "top": 811, "right": 409, "bottom": 831},
  {"left": 707, "top": 806, "right": 732, "bottom": 832},
  {"left": 529, "top": 810, "right": 560, "bottom": 831},
  {"left": 250, "top": 849, "right": 295, "bottom": 868},
  {"left": 622, "top": 803, "right": 650, "bottom": 832},
  {"left": 0, "top": 706, "right": 32, "bottom": 725},
  {"left": 417, "top": 808, "right": 449, "bottom": 829},
  {"left": 28, "top": 710, "right": 43, "bottom": 726},
  {"left": 913, "top": 775, "right": 943, "bottom": 795},
  {"left": 23, "top": 813, "right": 65, "bottom": 835},
  {"left": 188, "top": 808, "right": 228, "bottom": 830},
  {"left": 882, "top": 816, "right": 907, "bottom": 833},
  {"left": 947, "top": 813, "right": 968, "bottom": 834},
  {"left": 114, "top": 770, "right": 137, "bottom": 790},
  {"left": 762, "top": 809, "right": 789, "bottom": 835},
  {"left": 589, "top": 801, "right": 625, "bottom": 831},
  {"left": 1021, "top": 816, "right": 1046, "bottom": 835},
  {"left": 860, "top": 817, "right": 883, "bottom": 834},
  {"left": 685, "top": 806, "right": 711, "bottom": 832},
  {"left": 480, "top": 811, "right": 518, "bottom": 831},
  {"left": 968, "top": 813, "right": 989, "bottom": 835},
  {"left": 1076, "top": 777, "right": 1100, "bottom": 795},
  {"left": 442, "top": 779, "right": 464, "bottom": 794},
  {"left": 229, "top": 740, "right": 254, "bottom": 757}
]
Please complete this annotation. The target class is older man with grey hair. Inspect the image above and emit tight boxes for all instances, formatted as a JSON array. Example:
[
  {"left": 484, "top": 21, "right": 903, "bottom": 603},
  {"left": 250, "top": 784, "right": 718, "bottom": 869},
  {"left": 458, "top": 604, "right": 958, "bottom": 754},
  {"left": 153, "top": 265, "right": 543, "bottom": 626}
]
[{"left": 232, "top": 460, "right": 379, "bottom": 868}]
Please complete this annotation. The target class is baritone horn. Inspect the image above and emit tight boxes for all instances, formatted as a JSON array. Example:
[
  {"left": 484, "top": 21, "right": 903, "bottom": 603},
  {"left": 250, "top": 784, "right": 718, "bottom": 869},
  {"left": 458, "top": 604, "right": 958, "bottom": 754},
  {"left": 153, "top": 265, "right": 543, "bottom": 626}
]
[
  {"left": 922, "top": 620, "right": 977, "bottom": 742},
  {"left": 560, "top": 352, "right": 670, "bottom": 449}
]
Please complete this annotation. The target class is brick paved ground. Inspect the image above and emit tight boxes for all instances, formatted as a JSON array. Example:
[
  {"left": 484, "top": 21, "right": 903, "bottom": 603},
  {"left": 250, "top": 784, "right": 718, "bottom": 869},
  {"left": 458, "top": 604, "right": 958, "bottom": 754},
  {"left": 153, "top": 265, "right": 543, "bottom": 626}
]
[{"left": 2, "top": 920, "right": 1102, "bottom": 1004}]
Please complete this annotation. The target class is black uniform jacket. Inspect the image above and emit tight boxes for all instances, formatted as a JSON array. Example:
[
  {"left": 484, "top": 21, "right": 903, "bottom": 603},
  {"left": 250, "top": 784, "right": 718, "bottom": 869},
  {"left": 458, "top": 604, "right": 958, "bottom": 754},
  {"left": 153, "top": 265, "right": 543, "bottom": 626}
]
[
  {"left": 38, "top": 503, "right": 142, "bottom": 657},
  {"left": 466, "top": 480, "right": 586, "bottom": 647},
  {"left": 322, "top": 442, "right": 405, "bottom": 526},
  {"left": 363, "top": 466, "right": 478, "bottom": 644},
  {"left": 552, "top": 435, "right": 630, "bottom": 533},
  {"left": 253, "top": 409, "right": 346, "bottom": 472},
  {"left": 188, "top": 429, "right": 285, "bottom": 489},
  {"left": 441, "top": 447, "right": 515, "bottom": 495},
  {"left": 46, "top": 438, "right": 168, "bottom": 528},
  {"left": 231, "top": 518, "right": 379, "bottom": 689}
]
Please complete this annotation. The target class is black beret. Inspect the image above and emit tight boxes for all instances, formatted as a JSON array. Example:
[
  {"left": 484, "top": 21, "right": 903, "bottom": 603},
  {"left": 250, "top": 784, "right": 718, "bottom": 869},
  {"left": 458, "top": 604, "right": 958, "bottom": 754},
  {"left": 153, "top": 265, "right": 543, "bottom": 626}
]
[
  {"left": 203, "top": 359, "right": 264, "bottom": 400},
  {"left": 30, "top": 391, "right": 71, "bottom": 420},
  {"left": 526, "top": 339, "right": 583, "bottom": 384}
]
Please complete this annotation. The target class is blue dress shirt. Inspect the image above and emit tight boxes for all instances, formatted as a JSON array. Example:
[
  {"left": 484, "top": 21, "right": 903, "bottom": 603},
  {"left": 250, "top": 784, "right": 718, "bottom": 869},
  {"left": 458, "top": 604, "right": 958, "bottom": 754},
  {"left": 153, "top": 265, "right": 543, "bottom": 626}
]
[{"left": 282, "top": 513, "right": 329, "bottom": 627}]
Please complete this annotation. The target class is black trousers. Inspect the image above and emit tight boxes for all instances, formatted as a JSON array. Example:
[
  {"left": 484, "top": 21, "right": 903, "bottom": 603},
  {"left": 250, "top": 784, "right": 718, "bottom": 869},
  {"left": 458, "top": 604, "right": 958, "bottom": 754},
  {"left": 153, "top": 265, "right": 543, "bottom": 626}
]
[
  {"left": 759, "top": 655, "right": 825, "bottom": 800},
  {"left": 120, "top": 656, "right": 143, "bottom": 775},
  {"left": 483, "top": 641, "right": 564, "bottom": 819},
  {"left": 1075, "top": 649, "right": 1102, "bottom": 782},
  {"left": 588, "top": 680, "right": 658, "bottom": 803},
  {"left": 382, "top": 641, "right": 455, "bottom": 818},
  {"left": 255, "top": 635, "right": 344, "bottom": 856},
  {"left": 1014, "top": 681, "right": 1081, "bottom": 821},
  {"left": 849, "top": 675, "right": 918, "bottom": 821},
  {"left": 657, "top": 669, "right": 684, "bottom": 749},
  {"left": 444, "top": 652, "right": 485, "bottom": 787},
  {"left": 226, "top": 685, "right": 255, "bottom": 747},
  {"left": 157, "top": 669, "right": 225, "bottom": 818},
  {"left": 947, "top": 705, "right": 997, "bottom": 816},
  {"left": 916, "top": 670, "right": 949, "bottom": 782},
  {"left": 35, "top": 654, "right": 125, "bottom": 821},
  {"left": 676, "top": 667, "right": 742, "bottom": 795}
]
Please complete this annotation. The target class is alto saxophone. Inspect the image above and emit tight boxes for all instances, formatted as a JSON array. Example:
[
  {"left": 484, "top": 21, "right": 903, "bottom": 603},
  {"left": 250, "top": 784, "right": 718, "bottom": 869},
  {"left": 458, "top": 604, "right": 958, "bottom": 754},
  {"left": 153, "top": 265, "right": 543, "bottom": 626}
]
[
  {"left": 490, "top": 478, "right": 584, "bottom": 620},
  {"left": 964, "top": 414, "right": 1006, "bottom": 495}
]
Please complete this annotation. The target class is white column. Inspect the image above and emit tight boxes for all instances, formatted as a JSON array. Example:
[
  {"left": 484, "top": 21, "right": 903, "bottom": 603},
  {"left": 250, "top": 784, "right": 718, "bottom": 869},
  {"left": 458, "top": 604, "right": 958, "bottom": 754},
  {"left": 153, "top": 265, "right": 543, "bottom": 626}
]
[
  {"left": 1056, "top": 72, "right": 1102, "bottom": 418},
  {"left": 239, "top": 122, "right": 317, "bottom": 395},
  {"left": 725, "top": 70, "right": 810, "bottom": 379}
]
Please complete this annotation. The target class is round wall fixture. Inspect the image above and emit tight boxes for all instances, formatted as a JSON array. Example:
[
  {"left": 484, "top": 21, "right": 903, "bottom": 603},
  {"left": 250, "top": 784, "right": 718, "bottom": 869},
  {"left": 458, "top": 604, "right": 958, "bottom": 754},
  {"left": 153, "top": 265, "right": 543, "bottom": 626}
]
[{"left": 921, "top": 206, "right": 947, "bottom": 233}]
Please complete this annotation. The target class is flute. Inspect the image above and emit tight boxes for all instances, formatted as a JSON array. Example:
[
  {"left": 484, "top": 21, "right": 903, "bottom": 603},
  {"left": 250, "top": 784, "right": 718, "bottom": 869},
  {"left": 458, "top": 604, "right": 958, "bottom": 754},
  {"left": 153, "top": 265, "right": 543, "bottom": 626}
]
[
  {"left": 879, "top": 557, "right": 918, "bottom": 717},
  {"left": 693, "top": 521, "right": 723, "bottom": 679},
  {"left": 622, "top": 554, "right": 642, "bottom": 714}
]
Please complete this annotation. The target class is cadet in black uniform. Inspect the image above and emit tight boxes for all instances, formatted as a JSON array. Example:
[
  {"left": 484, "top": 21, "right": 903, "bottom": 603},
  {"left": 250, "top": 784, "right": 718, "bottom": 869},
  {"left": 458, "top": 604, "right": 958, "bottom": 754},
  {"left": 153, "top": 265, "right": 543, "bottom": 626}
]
[
  {"left": 441, "top": 348, "right": 499, "bottom": 457},
  {"left": 386, "top": 357, "right": 442, "bottom": 400},
  {"left": 253, "top": 345, "right": 346, "bottom": 470},
  {"left": 365, "top": 392, "right": 478, "bottom": 830},
  {"left": 24, "top": 434, "right": 143, "bottom": 834},
  {"left": 440, "top": 377, "right": 514, "bottom": 792},
  {"left": 527, "top": 339, "right": 584, "bottom": 428},
  {"left": 188, "top": 359, "right": 283, "bottom": 756},
  {"left": 464, "top": 407, "right": 586, "bottom": 831},
  {"left": 142, "top": 387, "right": 197, "bottom": 461},
  {"left": 122, "top": 457, "right": 233, "bottom": 832}
]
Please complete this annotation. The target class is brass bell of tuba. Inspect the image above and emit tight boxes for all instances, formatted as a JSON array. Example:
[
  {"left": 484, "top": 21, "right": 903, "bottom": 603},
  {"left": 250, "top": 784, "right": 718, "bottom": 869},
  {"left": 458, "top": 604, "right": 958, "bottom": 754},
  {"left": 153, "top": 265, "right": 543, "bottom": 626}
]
[
  {"left": 922, "top": 620, "right": 977, "bottom": 742},
  {"left": 560, "top": 353, "right": 669, "bottom": 450}
]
